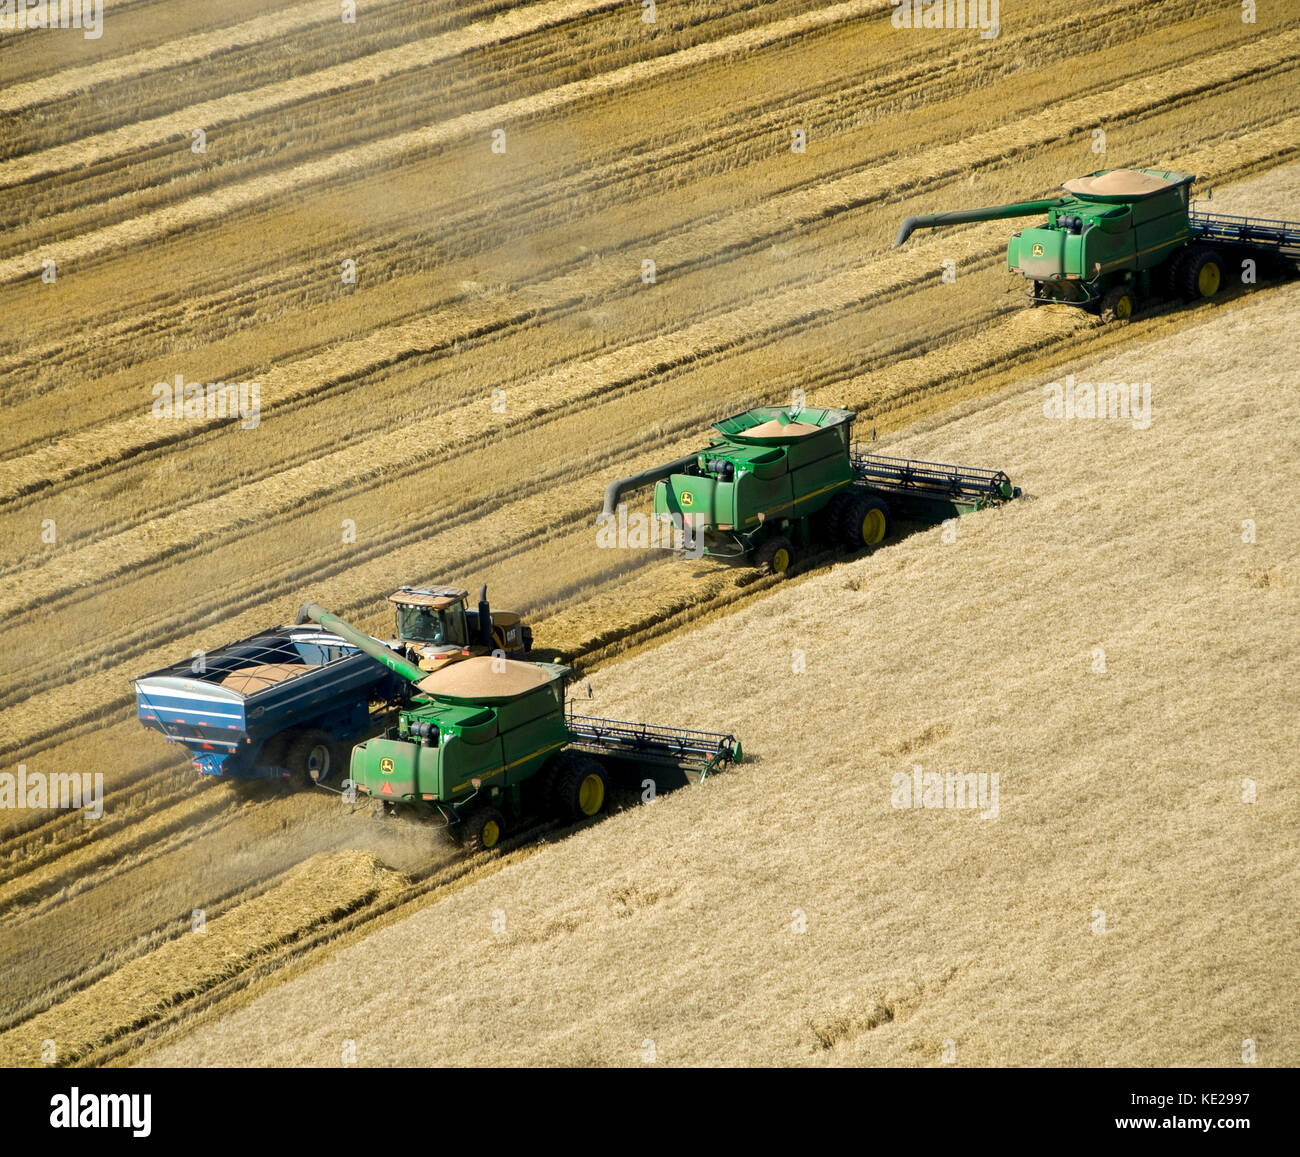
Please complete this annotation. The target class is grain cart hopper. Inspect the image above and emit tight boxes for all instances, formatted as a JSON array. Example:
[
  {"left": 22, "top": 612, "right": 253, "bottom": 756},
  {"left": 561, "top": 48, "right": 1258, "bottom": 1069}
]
[
  {"left": 299, "top": 603, "right": 742, "bottom": 853},
  {"left": 599, "top": 406, "right": 1018, "bottom": 574},
  {"left": 386, "top": 584, "right": 533, "bottom": 671},
  {"left": 134, "top": 621, "right": 406, "bottom": 784},
  {"left": 894, "top": 168, "right": 1300, "bottom": 321}
]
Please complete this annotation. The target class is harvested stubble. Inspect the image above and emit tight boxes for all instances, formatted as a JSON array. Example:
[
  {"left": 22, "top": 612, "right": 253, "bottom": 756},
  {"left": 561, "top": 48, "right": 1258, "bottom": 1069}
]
[
  {"left": 4, "top": 0, "right": 1299, "bottom": 1062},
  {"left": 143, "top": 284, "right": 1300, "bottom": 1068},
  {"left": 0, "top": 852, "right": 406, "bottom": 1066}
]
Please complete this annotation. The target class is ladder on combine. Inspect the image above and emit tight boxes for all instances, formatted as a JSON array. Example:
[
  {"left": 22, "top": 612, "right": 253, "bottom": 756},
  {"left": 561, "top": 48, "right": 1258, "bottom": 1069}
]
[
  {"left": 566, "top": 710, "right": 742, "bottom": 785},
  {"left": 851, "top": 450, "right": 1019, "bottom": 520},
  {"left": 1189, "top": 210, "right": 1300, "bottom": 260}
]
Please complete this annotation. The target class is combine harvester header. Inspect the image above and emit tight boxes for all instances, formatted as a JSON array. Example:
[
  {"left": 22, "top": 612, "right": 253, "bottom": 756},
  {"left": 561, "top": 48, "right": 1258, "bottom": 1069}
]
[{"left": 601, "top": 406, "right": 1018, "bottom": 574}]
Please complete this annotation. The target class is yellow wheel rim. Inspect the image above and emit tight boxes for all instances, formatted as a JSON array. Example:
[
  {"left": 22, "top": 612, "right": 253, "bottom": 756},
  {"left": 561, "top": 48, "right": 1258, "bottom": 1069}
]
[
  {"left": 862, "top": 509, "right": 887, "bottom": 544},
  {"left": 772, "top": 548, "right": 790, "bottom": 573},
  {"left": 481, "top": 819, "right": 500, "bottom": 848},
  {"left": 1197, "top": 262, "right": 1220, "bottom": 297},
  {"left": 578, "top": 773, "right": 604, "bottom": 816},
  {"left": 1115, "top": 294, "right": 1132, "bottom": 319}
]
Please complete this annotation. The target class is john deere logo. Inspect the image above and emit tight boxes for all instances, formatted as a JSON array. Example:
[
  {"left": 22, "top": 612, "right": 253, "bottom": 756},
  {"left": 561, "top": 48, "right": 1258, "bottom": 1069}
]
[
  {"left": 380, "top": 757, "right": 394, "bottom": 775},
  {"left": 680, "top": 491, "right": 694, "bottom": 506},
  {"left": 1032, "top": 243, "right": 1044, "bottom": 257}
]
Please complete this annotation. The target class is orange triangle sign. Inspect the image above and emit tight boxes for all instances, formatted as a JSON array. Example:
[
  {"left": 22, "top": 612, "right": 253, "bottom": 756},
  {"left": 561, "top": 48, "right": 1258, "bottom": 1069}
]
[{"left": 380, "top": 781, "right": 394, "bottom": 796}]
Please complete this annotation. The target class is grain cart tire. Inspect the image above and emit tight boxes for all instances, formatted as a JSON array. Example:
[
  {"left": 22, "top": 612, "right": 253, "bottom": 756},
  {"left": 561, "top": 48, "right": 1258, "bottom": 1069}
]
[
  {"left": 1099, "top": 285, "right": 1135, "bottom": 324},
  {"left": 840, "top": 494, "right": 891, "bottom": 550},
  {"left": 285, "top": 728, "right": 336, "bottom": 787},
  {"left": 755, "top": 536, "right": 795, "bottom": 576},
  {"left": 1180, "top": 247, "right": 1223, "bottom": 301},
  {"left": 462, "top": 807, "right": 506, "bottom": 854},
  {"left": 549, "top": 754, "right": 610, "bottom": 821},
  {"left": 256, "top": 731, "right": 290, "bottom": 775}
]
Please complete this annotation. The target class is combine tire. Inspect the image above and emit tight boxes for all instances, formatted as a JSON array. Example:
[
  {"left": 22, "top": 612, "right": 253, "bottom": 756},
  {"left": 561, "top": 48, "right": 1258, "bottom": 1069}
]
[
  {"left": 840, "top": 494, "right": 890, "bottom": 550},
  {"left": 1098, "top": 285, "right": 1135, "bottom": 324},
  {"left": 1180, "top": 247, "right": 1223, "bottom": 302},
  {"left": 461, "top": 807, "right": 506, "bottom": 854},
  {"left": 285, "top": 728, "right": 336, "bottom": 787},
  {"left": 548, "top": 753, "right": 610, "bottom": 822},
  {"left": 755, "top": 535, "right": 795, "bottom": 576}
]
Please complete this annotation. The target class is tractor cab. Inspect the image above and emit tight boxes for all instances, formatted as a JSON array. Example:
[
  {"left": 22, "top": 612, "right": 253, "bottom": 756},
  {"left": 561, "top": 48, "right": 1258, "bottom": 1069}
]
[
  {"left": 389, "top": 585, "right": 533, "bottom": 672},
  {"left": 390, "top": 587, "right": 472, "bottom": 668}
]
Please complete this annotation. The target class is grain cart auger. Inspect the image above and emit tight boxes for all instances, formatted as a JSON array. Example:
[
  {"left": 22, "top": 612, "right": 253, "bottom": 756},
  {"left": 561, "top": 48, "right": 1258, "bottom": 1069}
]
[
  {"left": 894, "top": 168, "right": 1300, "bottom": 321},
  {"left": 599, "top": 407, "right": 1018, "bottom": 576},
  {"left": 297, "top": 603, "right": 741, "bottom": 853}
]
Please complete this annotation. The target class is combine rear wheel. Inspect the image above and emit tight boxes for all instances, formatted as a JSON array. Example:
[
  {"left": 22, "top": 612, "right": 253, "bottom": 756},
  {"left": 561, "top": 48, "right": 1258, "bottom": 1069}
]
[
  {"left": 548, "top": 754, "right": 610, "bottom": 822},
  {"left": 1180, "top": 247, "right": 1223, "bottom": 301},
  {"left": 755, "top": 536, "right": 794, "bottom": 576},
  {"left": 462, "top": 807, "right": 506, "bottom": 854},
  {"left": 1098, "top": 285, "right": 1135, "bottom": 324}
]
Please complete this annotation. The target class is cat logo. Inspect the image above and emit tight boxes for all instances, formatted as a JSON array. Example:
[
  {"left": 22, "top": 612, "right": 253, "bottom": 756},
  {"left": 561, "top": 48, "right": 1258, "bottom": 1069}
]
[
  {"left": 380, "top": 757, "right": 395, "bottom": 775},
  {"left": 681, "top": 491, "right": 694, "bottom": 507},
  {"left": 1032, "top": 243, "right": 1044, "bottom": 257}
]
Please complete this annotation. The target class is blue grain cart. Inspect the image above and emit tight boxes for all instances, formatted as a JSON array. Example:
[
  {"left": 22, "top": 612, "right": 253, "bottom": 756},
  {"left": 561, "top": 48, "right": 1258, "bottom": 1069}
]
[{"left": 134, "top": 621, "right": 403, "bottom": 784}]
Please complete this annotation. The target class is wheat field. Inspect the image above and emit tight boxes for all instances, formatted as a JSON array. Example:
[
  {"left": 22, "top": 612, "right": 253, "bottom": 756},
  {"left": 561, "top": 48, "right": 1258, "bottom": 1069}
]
[
  {"left": 144, "top": 282, "right": 1300, "bottom": 1067},
  {"left": 0, "top": 0, "right": 1297, "bottom": 1065}
]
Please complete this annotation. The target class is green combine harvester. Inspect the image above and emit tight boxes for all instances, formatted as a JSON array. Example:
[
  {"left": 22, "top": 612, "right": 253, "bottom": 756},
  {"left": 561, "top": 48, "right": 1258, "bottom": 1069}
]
[
  {"left": 894, "top": 167, "right": 1300, "bottom": 321},
  {"left": 600, "top": 406, "right": 1018, "bottom": 574},
  {"left": 298, "top": 604, "right": 742, "bottom": 852}
]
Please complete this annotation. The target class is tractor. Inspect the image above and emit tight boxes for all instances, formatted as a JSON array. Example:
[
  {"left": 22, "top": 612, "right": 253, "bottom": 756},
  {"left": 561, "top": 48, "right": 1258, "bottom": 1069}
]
[{"left": 388, "top": 584, "right": 532, "bottom": 671}]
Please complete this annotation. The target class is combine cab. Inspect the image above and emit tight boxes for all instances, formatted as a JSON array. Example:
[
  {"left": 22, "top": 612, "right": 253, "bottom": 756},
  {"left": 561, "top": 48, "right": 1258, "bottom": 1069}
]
[
  {"left": 388, "top": 584, "right": 532, "bottom": 671},
  {"left": 600, "top": 406, "right": 1018, "bottom": 575},
  {"left": 894, "top": 167, "right": 1300, "bottom": 321}
]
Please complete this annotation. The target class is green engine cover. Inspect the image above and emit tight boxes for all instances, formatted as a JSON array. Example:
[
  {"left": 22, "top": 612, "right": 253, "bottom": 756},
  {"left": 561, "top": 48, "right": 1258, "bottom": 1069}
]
[
  {"left": 653, "top": 407, "right": 854, "bottom": 539},
  {"left": 349, "top": 665, "right": 570, "bottom": 805}
]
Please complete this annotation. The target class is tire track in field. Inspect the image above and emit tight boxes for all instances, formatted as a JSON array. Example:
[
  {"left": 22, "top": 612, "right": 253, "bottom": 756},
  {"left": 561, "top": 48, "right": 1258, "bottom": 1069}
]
[
  {"left": 0, "top": 0, "right": 416, "bottom": 114},
  {"left": 0, "top": 0, "right": 1205, "bottom": 406},
  {"left": 0, "top": 280, "right": 1257, "bottom": 759},
  {"left": 0, "top": 32, "right": 1293, "bottom": 500},
  {"left": 0, "top": 1, "right": 628, "bottom": 188},
  {"left": 0, "top": 0, "right": 889, "bottom": 287}
]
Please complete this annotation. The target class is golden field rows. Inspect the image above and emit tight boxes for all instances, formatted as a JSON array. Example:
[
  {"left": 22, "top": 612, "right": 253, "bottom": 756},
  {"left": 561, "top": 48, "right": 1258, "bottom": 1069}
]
[
  {"left": 145, "top": 282, "right": 1300, "bottom": 1067},
  {"left": 0, "top": 0, "right": 1296, "bottom": 1064}
]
